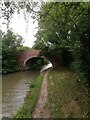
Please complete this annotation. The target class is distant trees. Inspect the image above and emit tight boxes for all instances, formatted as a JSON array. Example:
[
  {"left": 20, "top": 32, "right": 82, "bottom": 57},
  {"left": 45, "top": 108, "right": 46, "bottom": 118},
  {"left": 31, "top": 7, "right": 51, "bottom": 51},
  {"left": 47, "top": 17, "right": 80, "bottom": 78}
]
[
  {"left": 2, "top": 30, "right": 29, "bottom": 73},
  {"left": 34, "top": 3, "right": 90, "bottom": 84}
]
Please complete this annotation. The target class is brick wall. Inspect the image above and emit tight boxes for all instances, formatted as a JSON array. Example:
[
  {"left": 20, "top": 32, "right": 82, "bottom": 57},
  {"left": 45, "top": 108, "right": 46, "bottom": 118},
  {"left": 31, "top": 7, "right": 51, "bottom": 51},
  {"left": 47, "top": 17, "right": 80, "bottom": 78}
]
[{"left": 18, "top": 49, "right": 40, "bottom": 68}]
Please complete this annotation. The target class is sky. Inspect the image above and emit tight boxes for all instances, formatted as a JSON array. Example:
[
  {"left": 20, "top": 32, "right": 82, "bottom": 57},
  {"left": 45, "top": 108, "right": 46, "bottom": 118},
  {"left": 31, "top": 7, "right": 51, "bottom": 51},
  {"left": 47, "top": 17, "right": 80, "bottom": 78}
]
[{"left": 1, "top": 11, "right": 38, "bottom": 48}]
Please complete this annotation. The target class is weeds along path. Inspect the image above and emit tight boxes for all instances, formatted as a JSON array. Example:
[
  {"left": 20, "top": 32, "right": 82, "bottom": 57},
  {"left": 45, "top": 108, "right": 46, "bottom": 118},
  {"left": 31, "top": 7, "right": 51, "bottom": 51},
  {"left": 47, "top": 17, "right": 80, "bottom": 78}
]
[
  {"left": 47, "top": 69, "right": 88, "bottom": 118},
  {"left": 32, "top": 68, "right": 88, "bottom": 118},
  {"left": 32, "top": 69, "right": 50, "bottom": 118}
]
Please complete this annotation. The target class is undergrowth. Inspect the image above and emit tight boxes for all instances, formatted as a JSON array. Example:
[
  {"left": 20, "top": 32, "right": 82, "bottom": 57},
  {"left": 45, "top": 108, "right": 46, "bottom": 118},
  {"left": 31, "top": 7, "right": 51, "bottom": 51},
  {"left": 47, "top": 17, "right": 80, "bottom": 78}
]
[
  {"left": 46, "top": 69, "right": 88, "bottom": 118},
  {"left": 14, "top": 74, "right": 43, "bottom": 118}
]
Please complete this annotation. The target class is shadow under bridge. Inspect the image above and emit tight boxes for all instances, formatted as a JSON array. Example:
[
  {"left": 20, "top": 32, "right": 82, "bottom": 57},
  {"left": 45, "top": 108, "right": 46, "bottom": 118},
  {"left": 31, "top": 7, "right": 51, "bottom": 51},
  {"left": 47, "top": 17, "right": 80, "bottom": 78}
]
[{"left": 24, "top": 57, "right": 50, "bottom": 70}]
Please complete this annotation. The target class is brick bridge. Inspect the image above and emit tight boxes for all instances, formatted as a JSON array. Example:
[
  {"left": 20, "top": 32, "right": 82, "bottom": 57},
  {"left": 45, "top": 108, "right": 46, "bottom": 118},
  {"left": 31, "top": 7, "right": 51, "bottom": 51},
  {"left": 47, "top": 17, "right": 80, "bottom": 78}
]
[
  {"left": 18, "top": 49, "right": 45, "bottom": 70},
  {"left": 18, "top": 49, "right": 62, "bottom": 70}
]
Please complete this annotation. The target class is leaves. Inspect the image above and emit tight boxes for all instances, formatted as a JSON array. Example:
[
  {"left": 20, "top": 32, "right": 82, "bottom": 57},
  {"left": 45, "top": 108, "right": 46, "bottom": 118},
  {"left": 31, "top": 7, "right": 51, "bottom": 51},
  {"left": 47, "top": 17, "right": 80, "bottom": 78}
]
[
  {"left": 2, "top": 30, "right": 23, "bottom": 73},
  {"left": 34, "top": 2, "right": 90, "bottom": 83},
  {"left": 1, "top": 1, "right": 39, "bottom": 30}
]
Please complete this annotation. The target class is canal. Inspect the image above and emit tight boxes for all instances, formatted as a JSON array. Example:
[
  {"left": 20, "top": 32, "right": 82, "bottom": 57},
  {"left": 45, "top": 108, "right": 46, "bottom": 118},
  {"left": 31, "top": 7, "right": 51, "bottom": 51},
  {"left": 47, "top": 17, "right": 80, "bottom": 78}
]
[{"left": 2, "top": 70, "right": 39, "bottom": 118}]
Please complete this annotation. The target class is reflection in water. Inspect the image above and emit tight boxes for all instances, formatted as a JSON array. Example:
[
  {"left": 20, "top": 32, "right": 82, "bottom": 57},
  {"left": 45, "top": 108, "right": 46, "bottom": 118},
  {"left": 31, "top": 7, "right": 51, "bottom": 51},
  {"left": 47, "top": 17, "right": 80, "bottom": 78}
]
[{"left": 2, "top": 71, "right": 39, "bottom": 118}]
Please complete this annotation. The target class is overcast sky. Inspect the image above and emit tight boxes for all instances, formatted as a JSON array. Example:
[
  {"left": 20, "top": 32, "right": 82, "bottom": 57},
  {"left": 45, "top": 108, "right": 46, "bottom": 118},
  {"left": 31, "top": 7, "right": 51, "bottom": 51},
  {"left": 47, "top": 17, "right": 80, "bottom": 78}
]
[{"left": 1, "top": 11, "right": 38, "bottom": 48}]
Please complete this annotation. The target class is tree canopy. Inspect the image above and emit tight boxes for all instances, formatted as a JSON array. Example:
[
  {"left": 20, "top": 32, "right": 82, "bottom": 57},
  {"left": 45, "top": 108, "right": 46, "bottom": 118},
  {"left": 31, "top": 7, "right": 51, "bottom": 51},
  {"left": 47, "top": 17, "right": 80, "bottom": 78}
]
[
  {"left": 1, "top": 1, "right": 39, "bottom": 30},
  {"left": 2, "top": 30, "right": 25, "bottom": 73},
  {"left": 34, "top": 2, "right": 90, "bottom": 84}
]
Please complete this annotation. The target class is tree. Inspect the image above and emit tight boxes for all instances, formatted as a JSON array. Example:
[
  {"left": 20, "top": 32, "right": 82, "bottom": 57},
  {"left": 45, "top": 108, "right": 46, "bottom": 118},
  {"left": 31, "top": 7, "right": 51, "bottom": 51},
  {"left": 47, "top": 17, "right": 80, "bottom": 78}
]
[
  {"left": 1, "top": 1, "right": 40, "bottom": 73},
  {"left": 2, "top": 30, "right": 24, "bottom": 73},
  {"left": 34, "top": 2, "right": 90, "bottom": 84},
  {"left": 1, "top": 1, "right": 39, "bottom": 30}
]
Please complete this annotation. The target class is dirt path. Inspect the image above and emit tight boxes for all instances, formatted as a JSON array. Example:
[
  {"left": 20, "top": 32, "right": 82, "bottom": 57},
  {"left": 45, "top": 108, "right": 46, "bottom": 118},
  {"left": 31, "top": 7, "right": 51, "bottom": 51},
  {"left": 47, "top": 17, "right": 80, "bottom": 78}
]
[
  {"left": 32, "top": 69, "right": 88, "bottom": 118},
  {"left": 32, "top": 70, "right": 50, "bottom": 118}
]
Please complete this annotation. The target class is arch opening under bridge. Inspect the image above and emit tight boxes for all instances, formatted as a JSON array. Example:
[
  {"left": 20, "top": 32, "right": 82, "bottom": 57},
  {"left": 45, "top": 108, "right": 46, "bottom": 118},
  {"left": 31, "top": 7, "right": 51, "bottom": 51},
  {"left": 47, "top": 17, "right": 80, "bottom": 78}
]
[
  {"left": 18, "top": 49, "right": 62, "bottom": 70},
  {"left": 24, "top": 56, "right": 52, "bottom": 70}
]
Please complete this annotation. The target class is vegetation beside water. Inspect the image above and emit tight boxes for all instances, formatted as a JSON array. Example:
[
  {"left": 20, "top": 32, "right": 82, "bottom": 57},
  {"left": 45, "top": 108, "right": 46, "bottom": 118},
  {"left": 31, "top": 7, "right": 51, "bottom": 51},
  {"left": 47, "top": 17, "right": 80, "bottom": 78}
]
[
  {"left": 13, "top": 68, "right": 88, "bottom": 118},
  {"left": 34, "top": 3, "right": 90, "bottom": 86},
  {"left": 2, "top": 30, "right": 30, "bottom": 74},
  {"left": 45, "top": 69, "right": 88, "bottom": 118},
  {"left": 2, "top": 2, "right": 89, "bottom": 85},
  {"left": 14, "top": 73, "right": 44, "bottom": 118},
  {"left": 1, "top": 2, "right": 89, "bottom": 119}
]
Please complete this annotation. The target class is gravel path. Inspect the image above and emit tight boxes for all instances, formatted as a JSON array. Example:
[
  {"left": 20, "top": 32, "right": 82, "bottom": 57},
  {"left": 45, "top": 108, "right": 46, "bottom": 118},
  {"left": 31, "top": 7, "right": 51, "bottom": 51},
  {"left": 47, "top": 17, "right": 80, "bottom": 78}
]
[{"left": 32, "top": 70, "right": 50, "bottom": 118}]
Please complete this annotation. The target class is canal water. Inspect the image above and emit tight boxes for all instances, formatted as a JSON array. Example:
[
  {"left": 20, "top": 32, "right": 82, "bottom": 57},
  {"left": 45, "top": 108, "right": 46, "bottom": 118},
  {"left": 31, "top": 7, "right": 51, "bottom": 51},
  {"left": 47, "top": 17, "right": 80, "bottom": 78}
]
[{"left": 2, "top": 70, "right": 39, "bottom": 118}]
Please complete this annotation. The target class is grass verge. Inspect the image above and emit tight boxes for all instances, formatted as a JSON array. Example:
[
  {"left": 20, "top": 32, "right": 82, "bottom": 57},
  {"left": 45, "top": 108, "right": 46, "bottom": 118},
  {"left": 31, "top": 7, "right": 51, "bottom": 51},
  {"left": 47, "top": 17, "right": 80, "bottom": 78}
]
[
  {"left": 14, "top": 73, "right": 44, "bottom": 119},
  {"left": 46, "top": 69, "right": 88, "bottom": 118}
]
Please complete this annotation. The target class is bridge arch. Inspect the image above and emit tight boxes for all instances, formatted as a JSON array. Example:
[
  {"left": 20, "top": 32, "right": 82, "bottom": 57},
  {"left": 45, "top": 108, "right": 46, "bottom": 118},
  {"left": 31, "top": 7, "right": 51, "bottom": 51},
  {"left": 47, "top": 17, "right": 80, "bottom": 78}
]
[
  {"left": 24, "top": 56, "right": 49, "bottom": 70},
  {"left": 24, "top": 56, "right": 41, "bottom": 67},
  {"left": 18, "top": 49, "right": 55, "bottom": 70}
]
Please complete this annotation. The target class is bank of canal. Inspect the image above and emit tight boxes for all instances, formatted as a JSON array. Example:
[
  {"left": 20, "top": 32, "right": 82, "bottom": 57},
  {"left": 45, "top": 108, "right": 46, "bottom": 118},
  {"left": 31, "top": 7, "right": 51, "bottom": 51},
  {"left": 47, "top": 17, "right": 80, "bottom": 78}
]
[{"left": 2, "top": 70, "right": 39, "bottom": 118}]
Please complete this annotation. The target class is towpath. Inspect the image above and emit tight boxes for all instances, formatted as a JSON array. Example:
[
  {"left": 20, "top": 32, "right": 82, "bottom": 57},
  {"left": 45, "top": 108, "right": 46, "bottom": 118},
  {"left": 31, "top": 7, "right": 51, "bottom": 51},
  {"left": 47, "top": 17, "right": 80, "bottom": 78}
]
[{"left": 32, "top": 70, "right": 50, "bottom": 118}]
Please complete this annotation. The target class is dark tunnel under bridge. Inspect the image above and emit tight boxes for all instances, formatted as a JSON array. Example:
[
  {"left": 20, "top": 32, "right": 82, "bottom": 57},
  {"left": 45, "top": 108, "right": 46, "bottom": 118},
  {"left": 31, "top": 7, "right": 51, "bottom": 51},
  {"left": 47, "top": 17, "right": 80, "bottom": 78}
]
[{"left": 24, "top": 57, "right": 50, "bottom": 70}]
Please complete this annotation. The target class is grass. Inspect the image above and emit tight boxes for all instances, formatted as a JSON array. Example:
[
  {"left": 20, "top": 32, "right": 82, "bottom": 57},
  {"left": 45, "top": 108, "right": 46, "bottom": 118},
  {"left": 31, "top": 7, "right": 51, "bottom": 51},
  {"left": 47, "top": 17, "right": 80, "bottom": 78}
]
[
  {"left": 14, "top": 73, "right": 44, "bottom": 119},
  {"left": 13, "top": 68, "right": 88, "bottom": 118},
  {"left": 46, "top": 68, "right": 88, "bottom": 118}
]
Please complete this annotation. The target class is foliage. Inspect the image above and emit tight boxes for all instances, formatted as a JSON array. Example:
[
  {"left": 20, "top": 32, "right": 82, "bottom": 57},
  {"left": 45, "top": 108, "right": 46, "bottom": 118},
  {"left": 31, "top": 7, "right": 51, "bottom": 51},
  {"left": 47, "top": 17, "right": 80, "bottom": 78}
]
[
  {"left": 34, "top": 3, "right": 90, "bottom": 84},
  {"left": 1, "top": 1, "right": 39, "bottom": 30},
  {"left": 46, "top": 70, "right": 88, "bottom": 118},
  {"left": 2, "top": 30, "right": 24, "bottom": 73},
  {"left": 25, "top": 57, "right": 48, "bottom": 70},
  {"left": 0, "top": 30, "right": 2, "bottom": 73},
  {"left": 17, "top": 46, "right": 30, "bottom": 51},
  {"left": 14, "top": 74, "right": 43, "bottom": 118}
]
